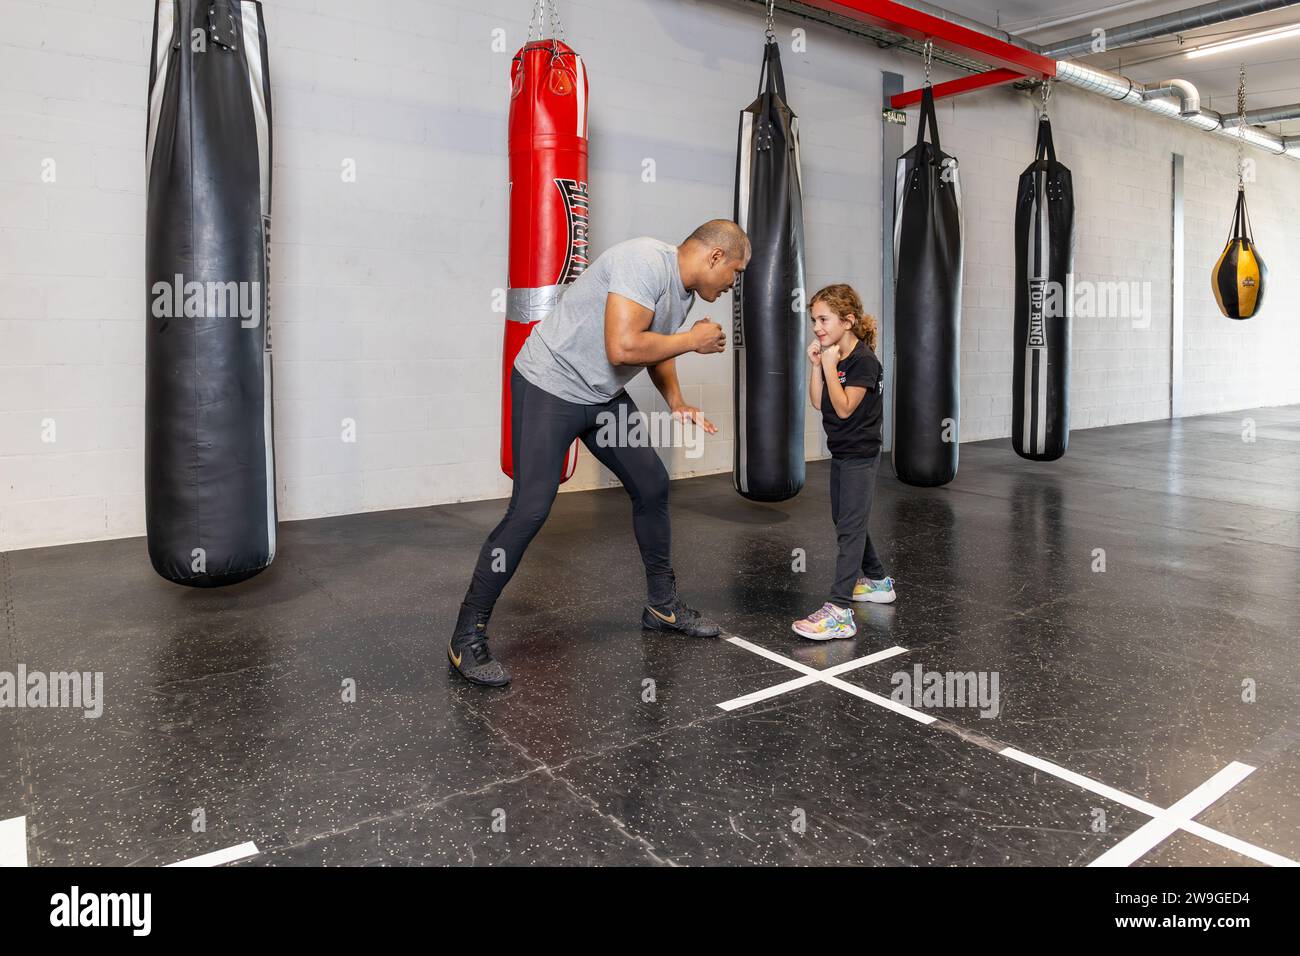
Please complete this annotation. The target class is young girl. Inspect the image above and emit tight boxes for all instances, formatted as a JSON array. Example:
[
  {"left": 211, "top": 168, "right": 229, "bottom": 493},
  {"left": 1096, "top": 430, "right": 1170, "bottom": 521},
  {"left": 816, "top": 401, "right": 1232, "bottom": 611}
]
[{"left": 792, "top": 284, "right": 896, "bottom": 640}]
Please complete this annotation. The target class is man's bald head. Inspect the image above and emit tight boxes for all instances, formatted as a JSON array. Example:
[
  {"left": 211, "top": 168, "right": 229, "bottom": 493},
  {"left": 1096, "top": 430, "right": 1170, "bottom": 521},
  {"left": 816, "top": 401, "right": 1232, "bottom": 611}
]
[
  {"left": 683, "top": 219, "right": 750, "bottom": 262},
  {"left": 678, "top": 220, "right": 750, "bottom": 303}
]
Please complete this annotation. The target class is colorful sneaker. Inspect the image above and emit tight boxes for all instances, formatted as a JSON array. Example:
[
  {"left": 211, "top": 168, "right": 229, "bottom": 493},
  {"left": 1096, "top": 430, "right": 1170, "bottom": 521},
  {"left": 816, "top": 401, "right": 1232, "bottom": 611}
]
[
  {"left": 852, "top": 576, "right": 897, "bottom": 604},
  {"left": 792, "top": 603, "right": 857, "bottom": 641}
]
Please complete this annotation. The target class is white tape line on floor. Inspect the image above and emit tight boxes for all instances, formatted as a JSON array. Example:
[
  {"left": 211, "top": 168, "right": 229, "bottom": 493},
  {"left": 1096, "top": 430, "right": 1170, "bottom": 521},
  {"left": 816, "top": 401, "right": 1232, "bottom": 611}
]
[
  {"left": 721, "top": 636, "right": 1297, "bottom": 867},
  {"left": 0, "top": 816, "right": 27, "bottom": 868},
  {"left": 166, "top": 841, "right": 260, "bottom": 867}
]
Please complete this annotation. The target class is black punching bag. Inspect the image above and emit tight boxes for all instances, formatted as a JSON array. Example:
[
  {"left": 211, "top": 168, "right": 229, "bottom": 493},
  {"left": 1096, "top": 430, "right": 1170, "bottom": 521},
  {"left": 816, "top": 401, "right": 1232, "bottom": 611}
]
[
  {"left": 1013, "top": 116, "right": 1074, "bottom": 462},
  {"left": 733, "top": 38, "right": 806, "bottom": 502},
  {"left": 145, "top": 0, "right": 276, "bottom": 587},
  {"left": 893, "top": 87, "right": 962, "bottom": 487}
]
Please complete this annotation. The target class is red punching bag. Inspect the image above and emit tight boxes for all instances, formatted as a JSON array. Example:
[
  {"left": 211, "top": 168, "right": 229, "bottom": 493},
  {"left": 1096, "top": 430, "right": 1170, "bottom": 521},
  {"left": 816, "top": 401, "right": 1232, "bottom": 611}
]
[{"left": 500, "top": 37, "right": 589, "bottom": 479}]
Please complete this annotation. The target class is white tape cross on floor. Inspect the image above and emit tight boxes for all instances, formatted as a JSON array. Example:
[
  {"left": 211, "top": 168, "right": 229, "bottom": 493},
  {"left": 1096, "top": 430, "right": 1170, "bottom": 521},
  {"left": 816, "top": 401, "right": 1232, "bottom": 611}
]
[
  {"left": 719, "top": 634, "right": 1298, "bottom": 868},
  {"left": 165, "top": 842, "right": 260, "bottom": 867},
  {"left": 0, "top": 815, "right": 258, "bottom": 868},
  {"left": 0, "top": 816, "right": 28, "bottom": 867}
]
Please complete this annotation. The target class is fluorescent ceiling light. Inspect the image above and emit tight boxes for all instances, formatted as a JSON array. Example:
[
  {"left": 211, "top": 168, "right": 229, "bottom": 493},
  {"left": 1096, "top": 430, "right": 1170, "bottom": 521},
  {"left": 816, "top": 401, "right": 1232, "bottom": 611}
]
[{"left": 1186, "top": 24, "right": 1300, "bottom": 59}]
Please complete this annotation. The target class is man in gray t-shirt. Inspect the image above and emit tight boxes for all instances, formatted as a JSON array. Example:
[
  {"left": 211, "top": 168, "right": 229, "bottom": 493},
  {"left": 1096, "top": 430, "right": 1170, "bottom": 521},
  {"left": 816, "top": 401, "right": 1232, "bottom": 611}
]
[
  {"left": 449, "top": 220, "right": 751, "bottom": 687},
  {"left": 515, "top": 236, "right": 699, "bottom": 404}
]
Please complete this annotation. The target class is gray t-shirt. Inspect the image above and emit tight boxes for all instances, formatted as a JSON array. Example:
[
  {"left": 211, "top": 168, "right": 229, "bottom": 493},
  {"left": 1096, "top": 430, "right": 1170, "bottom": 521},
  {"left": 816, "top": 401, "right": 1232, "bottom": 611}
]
[{"left": 514, "top": 237, "right": 695, "bottom": 405}]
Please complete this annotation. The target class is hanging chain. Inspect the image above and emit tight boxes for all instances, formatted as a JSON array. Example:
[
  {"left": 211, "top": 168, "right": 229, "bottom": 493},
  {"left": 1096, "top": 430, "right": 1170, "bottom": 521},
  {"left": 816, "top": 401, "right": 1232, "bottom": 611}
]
[
  {"left": 1040, "top": 78, "right": 1052, "bottom": 117},
  {"left": 527, "top": 0, "right": 542, "bottom": 42},
  {"left": 527, "top": 0, "right": 565, "bottom": 44},
  {"left": 765, "top": 0, "right": 776, "bottom": 40},
  {"left": 550, "top": 0, "right": 564, "bottom": 43},
  {"left": 1236, "top": 63, "right": 1246, "bottom": 190},
  {"left": 922, "top": 38, "right": 934, "bottom": 86}
]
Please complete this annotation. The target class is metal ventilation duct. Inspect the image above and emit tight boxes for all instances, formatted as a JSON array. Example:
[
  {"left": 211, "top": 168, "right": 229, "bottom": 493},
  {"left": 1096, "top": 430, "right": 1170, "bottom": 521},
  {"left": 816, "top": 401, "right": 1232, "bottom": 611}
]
[
  {"left": 1039, "top": 0, "right": 1300, "bottom": 59},
  {"left": 1053, "top": 59, "right": 1299, "bottom": 157},
  {"left": 1221, "top": 102, "right": 1300, "bottom": 126}
]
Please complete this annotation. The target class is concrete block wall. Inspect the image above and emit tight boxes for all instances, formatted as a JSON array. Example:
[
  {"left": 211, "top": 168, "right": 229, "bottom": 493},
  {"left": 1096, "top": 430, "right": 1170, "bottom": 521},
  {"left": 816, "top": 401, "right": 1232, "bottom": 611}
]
[
  {"left": 3, "top": 0, "right": 1299, "bottom": 551},
  {"left": 938, "top": 83, "right": 1176, "bottom": 439},
  {"left": 1182, "top": 143, "right": 1300, "bottom": 418}
]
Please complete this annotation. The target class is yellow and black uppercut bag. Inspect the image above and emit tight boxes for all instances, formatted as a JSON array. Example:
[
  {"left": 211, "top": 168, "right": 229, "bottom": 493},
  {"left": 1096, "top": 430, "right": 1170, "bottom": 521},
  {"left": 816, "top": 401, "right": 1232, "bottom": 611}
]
[{"left": 1211, "top": 189, "right": 1267, "bottom": 320}]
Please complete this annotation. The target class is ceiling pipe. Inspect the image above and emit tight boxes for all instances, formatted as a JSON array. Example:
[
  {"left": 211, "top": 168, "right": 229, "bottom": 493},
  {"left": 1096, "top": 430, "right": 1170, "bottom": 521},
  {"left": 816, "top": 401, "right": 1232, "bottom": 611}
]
[
  {"left": 1221, "top": 102, "right": 1300, "bottom": 126},
  {"left": 1039, "top": 0, "right": 1300, "bottom": 59},
  {"left": 765, "top": 2, "right": 1300, "bottom": 160},
  {"left": 1008, "top": 0, "right": 1153, "bottom": 36},
  {"left": 880, "top": 1, "right": 1300, "bottom": 161},
  {"left": 1053, "top": 59, "right": 1300, "bottom": 158},
  {"left": 1141, "top": 78, "right": 1202, "bottom": 115}
]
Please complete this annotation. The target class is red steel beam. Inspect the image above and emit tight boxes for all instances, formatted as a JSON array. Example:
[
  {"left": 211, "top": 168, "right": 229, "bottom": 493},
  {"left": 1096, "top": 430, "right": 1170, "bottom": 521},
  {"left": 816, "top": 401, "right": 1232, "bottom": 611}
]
[
  {"left": 796, "top": 0, "right": 1057, "bottom": 78},
  {"left": 889, "top": 67, "right": 1022, "bottom": 108}
]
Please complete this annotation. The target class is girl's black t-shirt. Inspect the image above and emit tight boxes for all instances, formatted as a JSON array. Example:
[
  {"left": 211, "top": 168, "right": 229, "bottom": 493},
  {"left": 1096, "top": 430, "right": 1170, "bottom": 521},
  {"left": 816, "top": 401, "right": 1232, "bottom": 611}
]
[{"left": 821, "top": 342, "right": 884, "bottom": 458}]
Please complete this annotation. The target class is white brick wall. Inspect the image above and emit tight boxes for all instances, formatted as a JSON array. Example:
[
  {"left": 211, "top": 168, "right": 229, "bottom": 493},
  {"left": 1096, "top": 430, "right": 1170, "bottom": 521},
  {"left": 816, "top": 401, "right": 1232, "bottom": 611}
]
[{"left": 3, "top": 0, "right": 1299, "bottom": 551}]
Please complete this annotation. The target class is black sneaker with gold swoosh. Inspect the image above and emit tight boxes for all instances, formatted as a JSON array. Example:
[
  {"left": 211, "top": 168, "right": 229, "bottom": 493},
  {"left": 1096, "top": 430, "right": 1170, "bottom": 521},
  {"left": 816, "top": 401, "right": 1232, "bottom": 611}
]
[
  {"left": 448, "top": 604, "right": 511, "bottom": 687},
  {"left": 641, "top": 597, "right": 721, "bottom": 638},
  {"left": 448, "top": 638, "right": 510, "bottom": 687}
]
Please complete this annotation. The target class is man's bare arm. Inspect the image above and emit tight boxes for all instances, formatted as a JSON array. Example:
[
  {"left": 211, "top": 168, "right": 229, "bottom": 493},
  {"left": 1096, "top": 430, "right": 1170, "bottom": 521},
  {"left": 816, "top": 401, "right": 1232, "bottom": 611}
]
[
  {"left": 648, "top": 358, "right": 684, "bottom": 408},
  {"left": 604, "top": 293, "right": 725, "bottom": 366},
  {"left": 649, "top": 358, "right": 719, "bottom": 435}
]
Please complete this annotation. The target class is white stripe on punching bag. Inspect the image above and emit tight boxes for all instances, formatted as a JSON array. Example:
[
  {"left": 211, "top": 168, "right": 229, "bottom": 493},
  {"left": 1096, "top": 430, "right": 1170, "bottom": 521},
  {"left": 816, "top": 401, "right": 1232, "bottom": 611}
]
[
  {"left": 891, "top": 154, "right": 907, "bottom": 470},
  {"left": 1035, "top": 171, "right": 1049, "bottom": 454},
  {"left": 791, "top": 115, "right": 804, "bottom": 196},
  {"left": 242, "top": 0, "right": 276, "bottom": 559},
  {"left": 892, "top": 156, "right": 906, "bottom": 274},
  {"left": 261, "top": 211, "right": 276, "bottom": 561},
  {"left": 241, "top": 1, "right": 271, "bottom": 219},
  {"left": 736, "top": 113, "right": 753, "bottom": 233},
  {"left": 951, "top": 162, "right": 965, "bottom": 310},
  {"left": 575, "top": 54, "right": 587, "bottom": 138},
  {"left": 1022, "top": 169, "right": 1045, "bottom": 456},
  {"left": 1022, "top": 176, "right": 1035, "bottom": 454},
  {"left": 145, "top": 0, "right": 175, "bottom": 190},
  {"left": 734, "top": 112, "right": 754, "bottom": 494},
  {"left": 1023, "top": 183, "right": 1035, "bottom": 455}
]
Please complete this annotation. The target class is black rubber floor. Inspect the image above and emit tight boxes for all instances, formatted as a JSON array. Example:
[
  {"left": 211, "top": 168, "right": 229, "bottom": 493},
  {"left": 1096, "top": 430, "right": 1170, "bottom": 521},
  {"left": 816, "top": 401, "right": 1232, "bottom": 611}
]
[{"left": 2, "top": 406, "right": 1297, "bottom": 866}]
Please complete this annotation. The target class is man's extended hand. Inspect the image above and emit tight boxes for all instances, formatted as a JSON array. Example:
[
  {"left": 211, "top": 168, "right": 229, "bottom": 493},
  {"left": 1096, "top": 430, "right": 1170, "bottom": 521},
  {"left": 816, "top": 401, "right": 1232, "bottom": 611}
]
[
  {"left": 689, "top": 318, "right": 727, "bottom": 354},
  {"left": 672, "top": 404, "right": 718, "bottom": 435}
]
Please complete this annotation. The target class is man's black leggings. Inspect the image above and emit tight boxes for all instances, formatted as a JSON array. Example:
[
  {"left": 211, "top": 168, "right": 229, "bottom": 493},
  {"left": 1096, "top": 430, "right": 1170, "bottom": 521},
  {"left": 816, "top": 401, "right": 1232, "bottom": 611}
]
[{"left": 462, "top": 368, "right": 674, "bottom": 616}]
